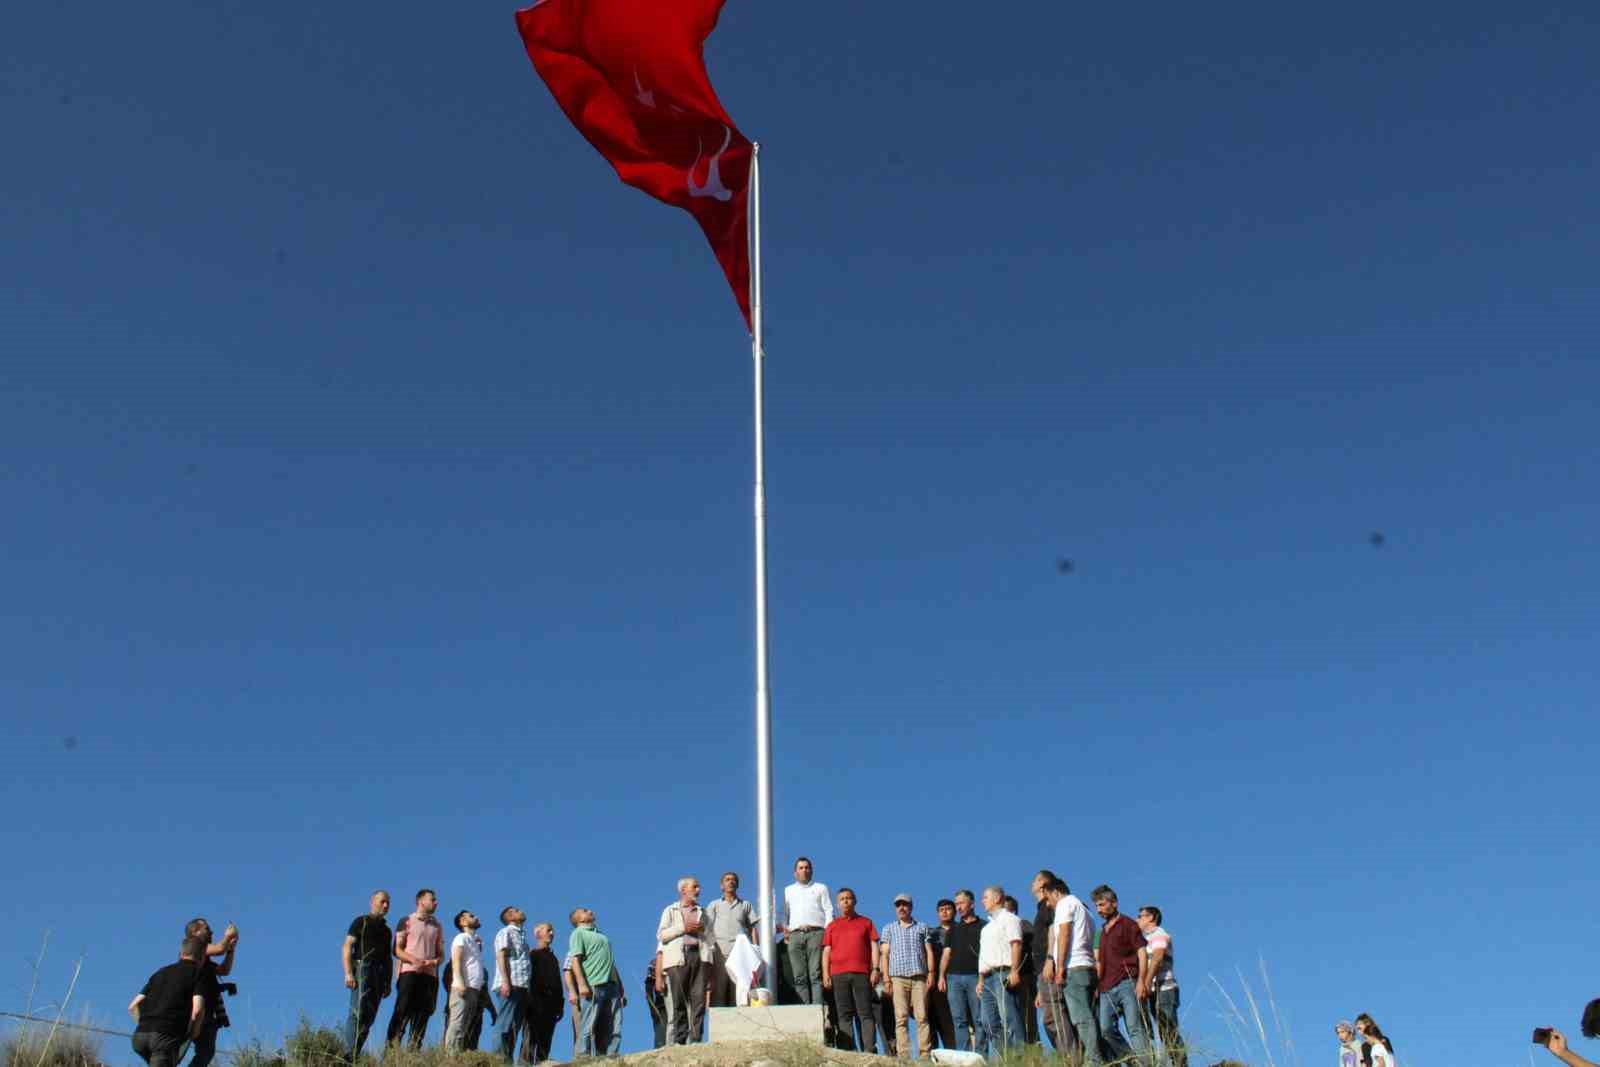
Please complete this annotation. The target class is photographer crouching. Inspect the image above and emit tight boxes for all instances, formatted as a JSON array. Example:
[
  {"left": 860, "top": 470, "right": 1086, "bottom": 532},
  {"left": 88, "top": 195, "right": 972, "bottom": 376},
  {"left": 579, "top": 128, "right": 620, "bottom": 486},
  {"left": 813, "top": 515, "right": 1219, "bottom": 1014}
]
[
  {"left": 1538, "top": 998, "right": 1600, "bottom": 1067},
  {"left": 184, "top": 917, "right": 239, "bottom": 1067}
]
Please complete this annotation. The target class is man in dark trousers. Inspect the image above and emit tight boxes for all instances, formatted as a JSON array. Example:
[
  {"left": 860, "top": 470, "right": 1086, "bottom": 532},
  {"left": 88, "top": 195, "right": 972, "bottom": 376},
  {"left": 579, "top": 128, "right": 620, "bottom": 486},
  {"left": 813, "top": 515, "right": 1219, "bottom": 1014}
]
[
  {"left": 387, "top": 889, "right": 444, "bottom": 1049},
  {"left": 341, "top": 891, "right": 393, "bottom": 1060},
  {"left": 128, "top": 936, "right": 208, "bottom": 1067},
  {"left": 924, "top": 899, "right": 958, "bottom": 1049},
  {"left": 821, "top": 888, "right": 880, "bottom": 1052},
  {"left": 183, "top": 917, "right": 236, "bottom": 1067},
  {"left": 523, "top": 922, "right": 566, "bottom": 1063}
]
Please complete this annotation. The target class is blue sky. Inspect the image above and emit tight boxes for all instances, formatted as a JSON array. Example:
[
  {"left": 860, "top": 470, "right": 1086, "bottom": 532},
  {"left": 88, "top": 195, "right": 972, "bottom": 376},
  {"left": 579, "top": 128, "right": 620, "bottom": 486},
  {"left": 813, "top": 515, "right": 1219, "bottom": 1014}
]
[{"left": 3, "top": 2, "right": 1598, "bottom": 1065}]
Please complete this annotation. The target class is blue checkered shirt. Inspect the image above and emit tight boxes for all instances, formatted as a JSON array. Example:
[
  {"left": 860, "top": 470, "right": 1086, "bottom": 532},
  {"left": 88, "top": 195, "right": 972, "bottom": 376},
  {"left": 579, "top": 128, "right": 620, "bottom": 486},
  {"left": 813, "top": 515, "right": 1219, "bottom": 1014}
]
[{"left": 879, "top": 919, "right": 932, "bottom": 977}]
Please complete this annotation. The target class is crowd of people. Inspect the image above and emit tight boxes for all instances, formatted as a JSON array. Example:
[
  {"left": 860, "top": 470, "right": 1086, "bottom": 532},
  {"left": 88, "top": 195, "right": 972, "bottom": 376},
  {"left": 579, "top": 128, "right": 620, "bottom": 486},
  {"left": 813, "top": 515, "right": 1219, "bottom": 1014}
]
[
  {"left": 324, "top": 859, "right": 1190, "bottom": 1066},
  {"left": 149, "top": 858, "right": 1600, "bottom": 1067}
]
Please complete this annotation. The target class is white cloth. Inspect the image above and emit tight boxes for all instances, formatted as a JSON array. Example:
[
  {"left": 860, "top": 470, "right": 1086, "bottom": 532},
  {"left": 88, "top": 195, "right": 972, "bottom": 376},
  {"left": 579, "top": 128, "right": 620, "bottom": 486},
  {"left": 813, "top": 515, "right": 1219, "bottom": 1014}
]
[
  {"left": 783, "top": 881, "right": 833, "bottom": 929},
  {"left": 451, "top": 931, "right": 486, "bottom": 990},
  {"left": 1143, "top": 925, "right": 1177, "bottom": 990},
  {"left": 1052, "top": 895, "right": 1095, "bottom": 969},
  {"left": 978, "top": 909, "right": 1022, "bottom": 974},
  {"left": 725, "top": 934, "right": 764, "bottom": 1006}
]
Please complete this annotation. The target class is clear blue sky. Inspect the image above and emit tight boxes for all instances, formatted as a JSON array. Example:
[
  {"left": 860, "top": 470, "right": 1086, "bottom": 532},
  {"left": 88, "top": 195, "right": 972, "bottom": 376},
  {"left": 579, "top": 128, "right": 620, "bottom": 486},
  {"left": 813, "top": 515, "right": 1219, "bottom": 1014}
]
[{"left": 3, "top": 3, "right": 1597, "bottom": 1065}]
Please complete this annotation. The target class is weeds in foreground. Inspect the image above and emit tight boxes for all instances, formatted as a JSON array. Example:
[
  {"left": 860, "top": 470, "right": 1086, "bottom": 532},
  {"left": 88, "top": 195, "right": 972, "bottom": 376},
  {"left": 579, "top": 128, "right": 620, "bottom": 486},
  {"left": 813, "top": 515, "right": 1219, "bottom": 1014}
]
[
  {"left": 0, "top": 1026, "right": 106, "bottom": 1067},
  {"left": 1208, "top": 956, "right": 1296, "bottom": 1067}
]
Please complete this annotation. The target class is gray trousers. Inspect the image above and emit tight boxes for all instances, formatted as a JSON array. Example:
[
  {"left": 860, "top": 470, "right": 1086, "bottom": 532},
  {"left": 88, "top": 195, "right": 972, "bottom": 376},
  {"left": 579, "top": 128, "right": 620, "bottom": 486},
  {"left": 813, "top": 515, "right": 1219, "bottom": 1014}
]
[
  {"left": 786, "top": 929, "right": 824, "bottom": 1005},
  {"left": 1038, "top": 975, "right": 1079, "bottom": 1055}
]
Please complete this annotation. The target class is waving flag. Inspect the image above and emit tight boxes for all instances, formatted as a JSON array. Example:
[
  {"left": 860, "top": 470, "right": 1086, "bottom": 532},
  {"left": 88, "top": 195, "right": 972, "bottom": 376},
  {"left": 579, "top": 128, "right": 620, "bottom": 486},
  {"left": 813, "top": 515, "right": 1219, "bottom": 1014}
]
[{"left": 515, "top": 0, "right": 752, "bottom": 326}]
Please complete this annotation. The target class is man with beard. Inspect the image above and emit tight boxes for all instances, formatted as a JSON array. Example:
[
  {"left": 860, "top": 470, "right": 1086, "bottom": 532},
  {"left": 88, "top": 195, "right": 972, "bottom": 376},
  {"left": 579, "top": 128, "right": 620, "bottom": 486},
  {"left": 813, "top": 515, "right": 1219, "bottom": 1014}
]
[{"left": 387, "top": 889, "right": 444, "bottom": 1049}]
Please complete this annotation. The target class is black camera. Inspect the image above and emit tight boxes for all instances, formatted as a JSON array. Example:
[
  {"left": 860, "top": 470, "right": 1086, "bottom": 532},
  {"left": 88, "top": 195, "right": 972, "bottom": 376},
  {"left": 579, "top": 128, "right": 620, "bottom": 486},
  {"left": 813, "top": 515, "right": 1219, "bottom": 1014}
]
[{"left": 212, "top": 982, "right": 237, "bottom": 1029}]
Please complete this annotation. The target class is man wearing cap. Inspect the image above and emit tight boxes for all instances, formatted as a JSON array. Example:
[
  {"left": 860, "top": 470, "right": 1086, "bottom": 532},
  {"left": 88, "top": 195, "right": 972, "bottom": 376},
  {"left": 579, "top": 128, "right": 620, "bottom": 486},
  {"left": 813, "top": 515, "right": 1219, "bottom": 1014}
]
[{"left": 879, "top": 894, "right": 935, "bottom": 1060}]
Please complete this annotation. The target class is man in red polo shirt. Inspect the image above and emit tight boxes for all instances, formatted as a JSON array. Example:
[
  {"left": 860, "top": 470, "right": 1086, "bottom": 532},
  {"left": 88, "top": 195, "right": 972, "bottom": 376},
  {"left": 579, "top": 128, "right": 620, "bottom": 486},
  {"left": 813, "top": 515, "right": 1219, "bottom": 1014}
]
[{"left": 822, "top": 888, "right": 880, "bottom": 1052}]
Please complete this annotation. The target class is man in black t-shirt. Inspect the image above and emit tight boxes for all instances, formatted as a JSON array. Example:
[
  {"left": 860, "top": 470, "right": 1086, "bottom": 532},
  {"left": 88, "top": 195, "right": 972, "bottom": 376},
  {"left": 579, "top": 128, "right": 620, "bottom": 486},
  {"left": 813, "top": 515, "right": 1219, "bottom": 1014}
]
[
  {"left": 128, "top": 937, "right": 208, "bottom": 1067},
  {"left": 938, "top": 890, "right": 985, "bottom": 1054},
  {"left": 341, "top": 890, "right": 394, "bottom": 1060}
]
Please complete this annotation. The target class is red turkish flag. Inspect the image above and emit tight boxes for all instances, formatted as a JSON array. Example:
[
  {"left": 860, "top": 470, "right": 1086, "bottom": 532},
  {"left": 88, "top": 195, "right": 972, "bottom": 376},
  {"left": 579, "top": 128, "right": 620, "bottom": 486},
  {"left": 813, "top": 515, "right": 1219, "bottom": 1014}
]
[{"left": 515, "top": 0, "right": 752, "bottom": 327}]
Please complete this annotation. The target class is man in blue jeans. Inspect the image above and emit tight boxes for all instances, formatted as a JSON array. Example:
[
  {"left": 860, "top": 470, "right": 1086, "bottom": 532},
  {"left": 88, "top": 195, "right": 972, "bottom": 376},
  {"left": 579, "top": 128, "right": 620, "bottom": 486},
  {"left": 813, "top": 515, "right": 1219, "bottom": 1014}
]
[
  {"left": 937, "top": 889, "right": 986, "bottom": 1055},
  {"left": 1091, "top": 885, "right": 1151, "bottom": 1064},
  {"left": 340, "top": 891, "right": 393, "bottom": 1061},
  {"left": 976, "top": 887, "right": 1025, "bottom": 1055},
  {"left": 568, "top": 907, "right": 625, "bottom": 1056}
]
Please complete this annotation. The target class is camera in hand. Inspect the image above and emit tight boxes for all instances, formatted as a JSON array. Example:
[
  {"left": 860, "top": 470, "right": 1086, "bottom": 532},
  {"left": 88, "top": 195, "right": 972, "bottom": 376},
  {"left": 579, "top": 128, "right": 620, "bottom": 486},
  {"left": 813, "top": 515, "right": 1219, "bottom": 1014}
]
[
  {"left": 1533, "top": 1027, "right": 1553, "bottom": 1046},
  {"left": 212, "top": 982, "right": 238, "bottom": 1029}
]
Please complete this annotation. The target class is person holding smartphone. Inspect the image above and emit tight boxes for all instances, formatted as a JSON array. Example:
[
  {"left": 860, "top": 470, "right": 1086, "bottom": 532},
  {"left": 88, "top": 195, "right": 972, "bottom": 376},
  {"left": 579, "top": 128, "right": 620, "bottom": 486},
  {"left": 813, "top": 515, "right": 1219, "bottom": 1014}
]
[{"left": 1539, "top": 997, "right": 1600, "bottom": 1067}]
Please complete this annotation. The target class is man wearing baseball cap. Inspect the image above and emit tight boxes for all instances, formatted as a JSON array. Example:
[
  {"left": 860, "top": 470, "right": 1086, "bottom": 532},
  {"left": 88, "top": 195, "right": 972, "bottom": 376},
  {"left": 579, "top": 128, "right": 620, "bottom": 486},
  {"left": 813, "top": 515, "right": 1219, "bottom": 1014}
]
[{"left": 879, "top": 893, "right": 936, "bottom": 1059}]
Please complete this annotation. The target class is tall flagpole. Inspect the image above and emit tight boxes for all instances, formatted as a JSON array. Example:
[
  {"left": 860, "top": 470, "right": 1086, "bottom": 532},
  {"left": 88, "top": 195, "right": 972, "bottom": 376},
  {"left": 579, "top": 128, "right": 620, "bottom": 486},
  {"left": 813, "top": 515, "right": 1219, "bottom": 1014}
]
[{"left": 750, "top": 142, "right": 777, "bottom": 991}]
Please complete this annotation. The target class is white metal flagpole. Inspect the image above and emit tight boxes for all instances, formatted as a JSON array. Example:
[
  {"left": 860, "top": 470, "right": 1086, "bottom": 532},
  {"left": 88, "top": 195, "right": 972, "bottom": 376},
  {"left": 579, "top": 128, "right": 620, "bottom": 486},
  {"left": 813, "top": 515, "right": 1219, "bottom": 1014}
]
[{"left": 749, "top": 142, "right": 778, "bottom": 992}]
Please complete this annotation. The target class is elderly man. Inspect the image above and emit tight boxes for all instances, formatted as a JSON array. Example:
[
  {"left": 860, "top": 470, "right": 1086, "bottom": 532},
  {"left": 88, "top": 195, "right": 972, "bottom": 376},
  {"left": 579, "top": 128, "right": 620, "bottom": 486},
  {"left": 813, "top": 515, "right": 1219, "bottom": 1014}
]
[
  {"left": 569, "top": 908, "right": 624, "bottom": 1057},
  {"left": 657, "top": 876, "right": 709, "bottom": 1045},
  {"left": 976, "top": 887, "right": 1025, "bottom": 1054},
  {"left": 523, "top": 922, "right": 565, "bottom": 1064},
  {"left": 878, "top": 893, "right": 935, "bottom": 1059},
  {"left": 703, "top": 872, "right": 758, "bottom": 1007}
]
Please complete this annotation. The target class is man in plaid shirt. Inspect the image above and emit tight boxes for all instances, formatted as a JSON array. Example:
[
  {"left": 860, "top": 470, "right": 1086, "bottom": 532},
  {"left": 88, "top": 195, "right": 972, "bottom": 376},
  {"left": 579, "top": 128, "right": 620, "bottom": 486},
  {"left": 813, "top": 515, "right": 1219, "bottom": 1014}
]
[{"left": 878, "top": 894, "right": 936, "bottom": 1059}]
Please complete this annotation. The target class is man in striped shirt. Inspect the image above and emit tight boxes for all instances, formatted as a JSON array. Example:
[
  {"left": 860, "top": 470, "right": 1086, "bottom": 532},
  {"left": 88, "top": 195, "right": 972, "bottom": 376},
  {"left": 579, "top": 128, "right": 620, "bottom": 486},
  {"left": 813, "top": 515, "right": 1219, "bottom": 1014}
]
[{"left": 1137, "top": 906, "right": 1186, "bottom": 1067}]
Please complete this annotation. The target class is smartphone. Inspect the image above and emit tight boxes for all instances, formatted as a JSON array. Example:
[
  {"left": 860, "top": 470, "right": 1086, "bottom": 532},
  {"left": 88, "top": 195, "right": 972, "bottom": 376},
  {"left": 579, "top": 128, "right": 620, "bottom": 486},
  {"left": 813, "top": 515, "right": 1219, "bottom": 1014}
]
[{"left": 1534, "top": 1028, "right": 1553, "bottom": 1046}]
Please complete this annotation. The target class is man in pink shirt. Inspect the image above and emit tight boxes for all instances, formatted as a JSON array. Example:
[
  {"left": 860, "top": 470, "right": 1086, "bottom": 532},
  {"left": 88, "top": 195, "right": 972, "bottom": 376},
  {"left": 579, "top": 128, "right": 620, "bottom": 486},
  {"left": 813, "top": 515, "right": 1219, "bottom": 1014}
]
[{"left": 386, "top": 889, "right": 444, "bottom": 1049}]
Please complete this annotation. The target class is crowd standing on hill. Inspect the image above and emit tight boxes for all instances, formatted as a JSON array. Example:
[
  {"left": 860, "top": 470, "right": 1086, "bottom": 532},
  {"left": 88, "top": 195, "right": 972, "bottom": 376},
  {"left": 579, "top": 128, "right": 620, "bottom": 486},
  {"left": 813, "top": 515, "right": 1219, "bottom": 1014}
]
[
  {"left": 317, "top": 859, "right": 1190, "bottom": 1066},
  {"left": 120, "top": 859, "right": 1423, "bottom": 1067}
]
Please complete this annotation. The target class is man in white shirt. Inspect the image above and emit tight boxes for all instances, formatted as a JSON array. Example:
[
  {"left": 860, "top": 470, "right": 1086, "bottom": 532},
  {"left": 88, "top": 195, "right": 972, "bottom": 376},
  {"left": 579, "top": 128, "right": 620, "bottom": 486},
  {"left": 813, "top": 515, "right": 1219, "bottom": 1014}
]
[
  {"left": 781, "top": 856, "right": 832, "bottom": 1005},
  {"left": 493, "top": 907, "right": 533, "bottom": 1062},
  {"left": 976, "top": 887, "right": 1024, "bottom": 1054},
  {"left": 1137, "top": 906, "right": 1186, "bottom": 1067},
  {"left": 1051, "top": 880, "right": 1103, "bottom": 1067},
  {"left": 445, "top": 911, "right": 488, "bottom": 1052},
  {"left": 1029, "top": 872, "right": 1074, "bottom": 1057},
  {"left": 656, "top": 877, "right": 709, "bottom": 1045}
]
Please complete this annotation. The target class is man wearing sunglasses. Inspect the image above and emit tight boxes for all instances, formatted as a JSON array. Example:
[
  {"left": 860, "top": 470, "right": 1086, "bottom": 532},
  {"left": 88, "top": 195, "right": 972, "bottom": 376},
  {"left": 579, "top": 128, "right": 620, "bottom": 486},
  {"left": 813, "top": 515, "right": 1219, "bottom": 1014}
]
[{"left": 878, "top": 894, "right": 936, "bottom": 1060}]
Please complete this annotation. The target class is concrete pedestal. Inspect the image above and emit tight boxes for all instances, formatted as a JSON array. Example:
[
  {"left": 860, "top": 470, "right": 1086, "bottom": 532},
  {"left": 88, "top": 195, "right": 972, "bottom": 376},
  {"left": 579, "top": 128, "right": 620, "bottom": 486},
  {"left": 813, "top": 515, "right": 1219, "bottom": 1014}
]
[{"left": 707, "top": 1005, "right": 826, "bottom": 1045}]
